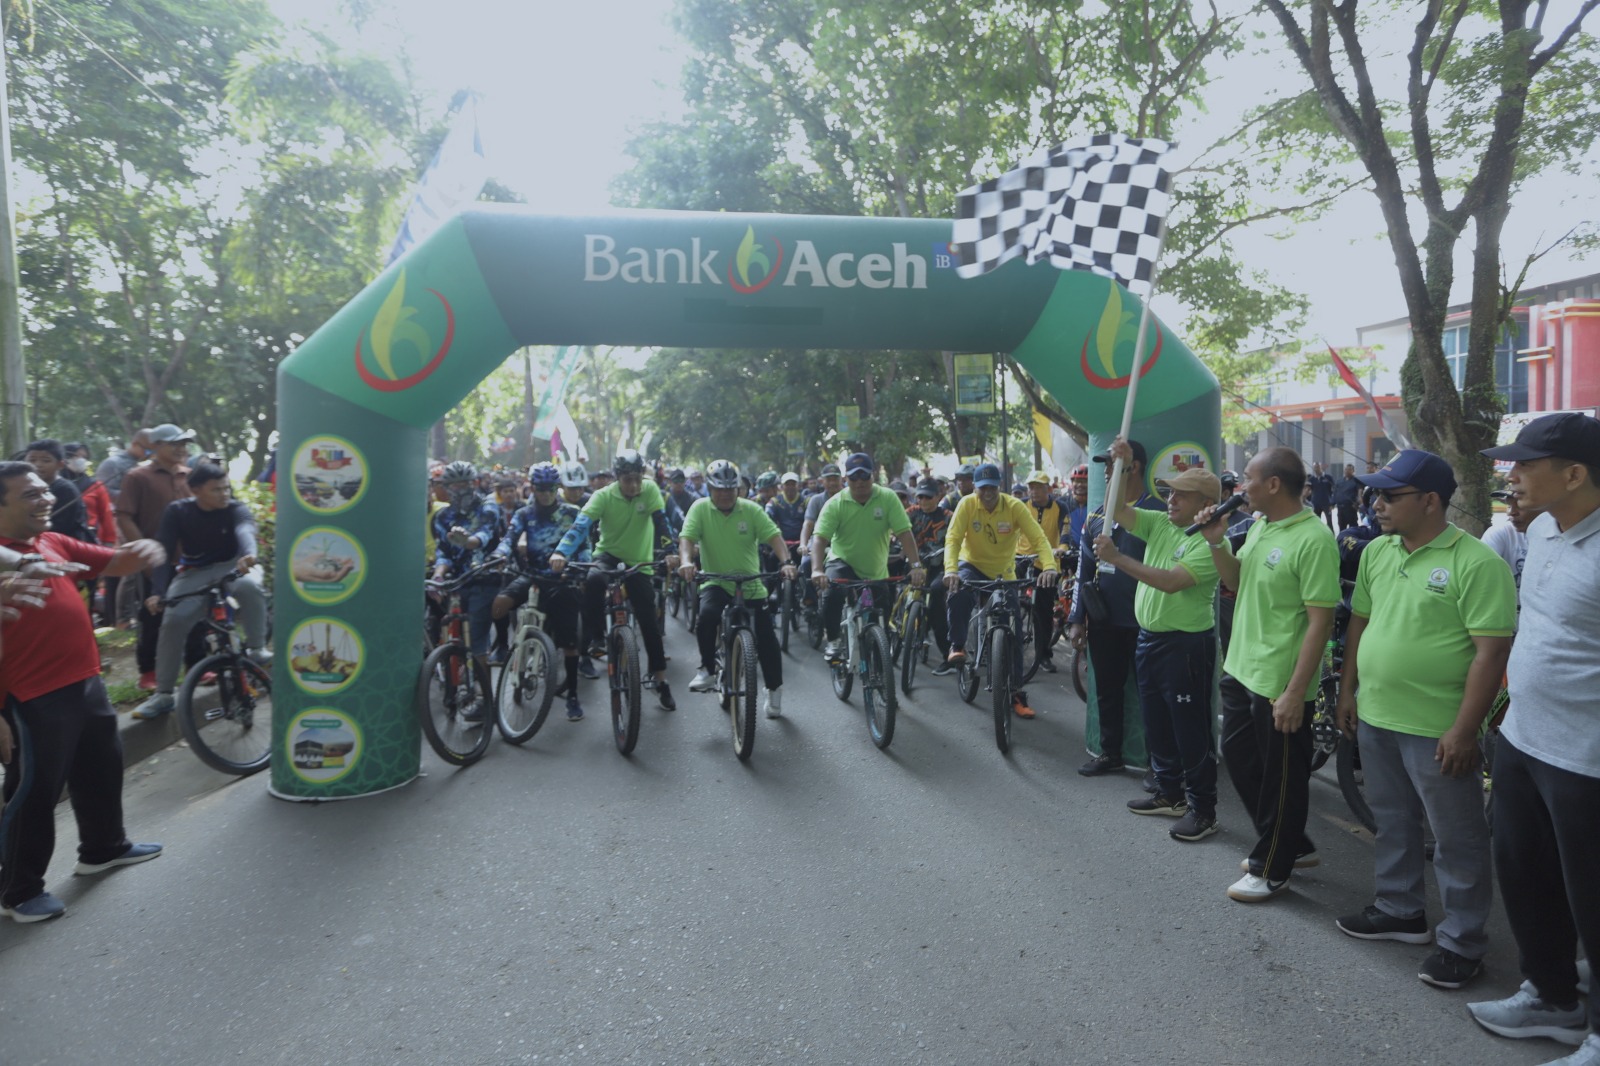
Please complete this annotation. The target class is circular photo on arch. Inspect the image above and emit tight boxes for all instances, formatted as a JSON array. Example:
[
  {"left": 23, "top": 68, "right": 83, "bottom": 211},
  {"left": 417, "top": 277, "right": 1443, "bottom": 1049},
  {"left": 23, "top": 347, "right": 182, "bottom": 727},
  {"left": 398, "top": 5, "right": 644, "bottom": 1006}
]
[
  {"left": 292, "top": 436, "right": 368, "bottom": 515},
  {"left": 288, "top": 617, "right": 364, "bottom": 696},
  {"left": 288, "top": 709, "right": 363, "bottom": 784},
  {"left": 288, "top": 528, "right": 366, "bottom": 606}
]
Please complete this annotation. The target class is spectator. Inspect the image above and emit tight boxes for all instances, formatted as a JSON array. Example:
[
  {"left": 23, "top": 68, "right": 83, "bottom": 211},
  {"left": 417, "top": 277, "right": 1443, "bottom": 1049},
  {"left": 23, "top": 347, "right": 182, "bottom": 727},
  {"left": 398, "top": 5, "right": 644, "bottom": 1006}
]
[
  {"left": 1065, "top": 464, "right": 1090, "bottom": 545},
  {"left": 1334, "top": 450, "right": 1515, "bottom": 990},
  {"left": 1334, "top": 463, "right": 1361, "bottom": 530},
  {"left": 1309, "top": 462, "right": 1335, "bottom": 530},
  {"left": 22, "top": 439, "right": 91, "bottom": 544},
  {"left": 115, "top": 424, "right": 196, "bottom": 690},
  {"left": 131, "top": 463, "right": 271, "bottom": 720},
  {"left": 62, "top": 443, "right": 116, "bottom": 547},
  {"left": 1468, "top": 413, "right": 1600, "bottom": 1059},
  {"left": 95, "top": 429, "right": 150, "bottom": 502},
  {"left": 0, "top": 461, "right": 167, "bottom": 924},
  {"left": 1481, "top": 489, "right": 1542, "bottom": 613},
  {"left": 1066, "top": 440, "right": 1165, "bottom": 776},
  {"left": 1200, "top": 446, "right": 1339, "bottom": 903}
]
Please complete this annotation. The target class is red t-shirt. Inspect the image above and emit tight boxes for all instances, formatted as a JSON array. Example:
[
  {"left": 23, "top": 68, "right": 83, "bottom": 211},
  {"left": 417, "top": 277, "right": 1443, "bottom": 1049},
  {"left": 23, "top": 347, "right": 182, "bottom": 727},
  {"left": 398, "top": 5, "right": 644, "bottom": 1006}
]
[{"left": 0, "top": 533, "right": 116, "bottom": 703}]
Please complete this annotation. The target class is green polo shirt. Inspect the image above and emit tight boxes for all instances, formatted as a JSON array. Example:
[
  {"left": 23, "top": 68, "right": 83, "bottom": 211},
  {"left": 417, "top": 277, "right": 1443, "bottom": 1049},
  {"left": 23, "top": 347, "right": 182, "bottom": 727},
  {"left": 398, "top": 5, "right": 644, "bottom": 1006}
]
[
  {"left": 1351, "top": 524, "right": 1516, "bottom": 738},
  {"left": 1130, "top": 507, "right": 1221, "bottom": 634},
  {"left": 580, "top": 478, "right": 666, "bottom": 565},
  {"left": 681, "top": 497, "right": 780, "bottom": 598},
  {"left": 815, "top": 484, "right": 913, "bottom": 581},
  {"left": 1223, "top": 508, "right": 1340, "bottom": 701}
]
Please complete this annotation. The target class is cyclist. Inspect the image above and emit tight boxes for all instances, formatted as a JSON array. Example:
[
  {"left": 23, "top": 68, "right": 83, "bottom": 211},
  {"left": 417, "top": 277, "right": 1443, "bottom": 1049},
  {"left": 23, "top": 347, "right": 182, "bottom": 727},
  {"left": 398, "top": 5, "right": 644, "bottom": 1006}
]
[
  {"left": 549, "top": 449, "right": 678, "bottom": 712},
  {"left": 427, "top": 461, "right": 506, "bottom": 718},
  {"left": 131, "top": 462, "right": 271, "bottom": 721},
  {"left": 1065, "top": 464, "right": 1090, "bottom": 545},
  {"left": 679, "top": 460, "right": 796, "bottom": 718},
  {"left": 559, "top": 461, "right": 591, "bottom": 508},
  {"left": 767, "top": 472, "right": 807, "bottom": 543},
  {"left": 493, "top": 462, "right": 590, "bottom": 721},
  {"left": 798, "top": 462, "right": 843, "bottom": 609},
  {"left": 811, "top": 452, "right": 923, "bottom": 662},
  {"left": 755, "top": 470, "right": 780, "bottom": 506},
  {"left": 1018, "top": 470, "right": 1072, "bottom": 674},
  {"left": 942, "top": 463, "right": 1059, "bottom": 718},
  {"left": 945, "top": 463, "right": 975, "bottom": 511},
  {"left": 908, "top": 481, "right": 952, "bottom": 666},
  {"left": 666, "top": 468, "right": 698, "bottom": 516}
]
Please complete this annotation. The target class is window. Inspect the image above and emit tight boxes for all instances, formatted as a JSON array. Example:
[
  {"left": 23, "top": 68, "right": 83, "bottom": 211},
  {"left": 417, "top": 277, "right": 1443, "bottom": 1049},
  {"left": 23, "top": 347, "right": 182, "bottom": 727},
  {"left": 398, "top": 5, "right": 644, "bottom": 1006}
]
[
  {"left": 1442, "top": 325, "right": 1469, "bottom": 389},
  {"left": 1272, "top": 420, "right": 1303, "bottom": 453},
  {"left": 1440, "top": 321, "right": 1528, "bottom": 413}
]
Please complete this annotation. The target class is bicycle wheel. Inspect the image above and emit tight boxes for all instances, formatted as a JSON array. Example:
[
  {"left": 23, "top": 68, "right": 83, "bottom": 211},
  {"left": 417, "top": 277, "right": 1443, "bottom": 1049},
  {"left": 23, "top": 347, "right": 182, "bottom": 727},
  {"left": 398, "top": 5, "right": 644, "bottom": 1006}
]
[
  {"left": 608, "top": 625, "right": 643, "bottom": 755},
  {"left": 496, "top": 628, "right": 557, "bottom": 745},
  {"left": 990, "top": 627, "right": 1014, "bottom": 754},
  {"left": 417, "top": 642, "right": 494, "bottom": 767},
  {"left": 1336, "top": 729, "right": 1376, "bottom": 832},
  {"left": 730, "top": 628, "right": 758, "bottom": 760},
  {"left": 1309, "top": 671, "right": 1340, "bottom": 772},
  {"left": 1017, "top": 597, "right": 1042, "bottom": 684},
  {"left": 807, "top": 602, "right": 824, "bottom": 649},
  {"left": 667, "top": 574, "right": 682, "bottom": 619},
  {"left": 178, "top": 652, "right": 273, "bottom": 775},
  {"left": 899, "top": 601, "right": 925, "bottom": 697},
  {"left": 1071, "top": 646, "right": 1088, "bottom": 701},
  {"left": 861, "top": 623, "right": 896, "bottom": 750},
  {"left": 779, "top": 579, "right": 794, "bottom": 654},
  {"left": 831, "top": 642, "right": 854, "bottom": 702}
]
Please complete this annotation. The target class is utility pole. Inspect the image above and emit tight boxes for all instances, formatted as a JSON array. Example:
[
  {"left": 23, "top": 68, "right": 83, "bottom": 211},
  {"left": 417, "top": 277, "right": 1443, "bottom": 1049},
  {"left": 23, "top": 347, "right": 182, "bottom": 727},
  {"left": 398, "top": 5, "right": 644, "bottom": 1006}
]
[{"left": 0, "top": 31, "right": 29, "bottom": 454}]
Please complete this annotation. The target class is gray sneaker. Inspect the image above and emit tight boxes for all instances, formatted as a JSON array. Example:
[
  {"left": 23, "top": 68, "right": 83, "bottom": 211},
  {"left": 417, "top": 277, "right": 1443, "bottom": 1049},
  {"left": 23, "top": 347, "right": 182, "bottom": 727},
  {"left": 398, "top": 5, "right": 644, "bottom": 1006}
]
[
  {"left": 1549, "top": 1034, "right": 1600, "bottom": 1066},
  {"left": 132, "top": 692, "right": 176, "bottom": 720},
  {"left": 1467, "top": 982, "right": 1588, "bottom": 1045}
]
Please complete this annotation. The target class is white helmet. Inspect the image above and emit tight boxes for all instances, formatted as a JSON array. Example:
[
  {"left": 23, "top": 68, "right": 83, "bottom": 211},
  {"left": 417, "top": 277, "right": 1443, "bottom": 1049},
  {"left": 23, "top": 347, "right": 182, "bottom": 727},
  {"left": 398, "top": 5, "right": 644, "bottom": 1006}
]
[{"left": 559, "top": 461, "right": 589, "bottom": 488}]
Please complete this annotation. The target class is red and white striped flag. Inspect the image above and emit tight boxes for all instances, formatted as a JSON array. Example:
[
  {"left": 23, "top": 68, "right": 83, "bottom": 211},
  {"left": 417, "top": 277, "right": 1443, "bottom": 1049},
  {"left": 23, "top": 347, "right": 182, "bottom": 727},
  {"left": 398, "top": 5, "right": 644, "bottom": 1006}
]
[{"left": 1328, "top": 344, "right": 1412, "bottom": 450}]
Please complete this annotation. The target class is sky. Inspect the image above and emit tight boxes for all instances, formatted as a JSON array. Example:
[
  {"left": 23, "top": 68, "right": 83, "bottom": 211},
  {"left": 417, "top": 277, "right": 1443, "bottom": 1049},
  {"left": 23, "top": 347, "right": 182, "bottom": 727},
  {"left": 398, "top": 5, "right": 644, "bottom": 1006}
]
[{"left": 267, "top": 0, "right": 1597, "bottom": 349}]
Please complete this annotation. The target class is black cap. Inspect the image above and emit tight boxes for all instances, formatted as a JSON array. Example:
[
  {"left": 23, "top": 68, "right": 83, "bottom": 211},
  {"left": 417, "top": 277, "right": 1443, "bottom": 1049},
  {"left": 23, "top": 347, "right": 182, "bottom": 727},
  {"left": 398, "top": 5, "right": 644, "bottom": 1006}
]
[
  {"left": 1490, "top": 489, "right": 1515, "bottom": 502},
  {"left": 914, "top": 482, "right": 937, "bottom": 498},
  {"left": 1357, "top": 449, "right": 1457, "bottom": 498},
  {"left": 1092, "top": 439, "right": 1147, "bottom": 467},
  {"left": 1482, "top": 412, "right": 1600, "bottom": 467}
]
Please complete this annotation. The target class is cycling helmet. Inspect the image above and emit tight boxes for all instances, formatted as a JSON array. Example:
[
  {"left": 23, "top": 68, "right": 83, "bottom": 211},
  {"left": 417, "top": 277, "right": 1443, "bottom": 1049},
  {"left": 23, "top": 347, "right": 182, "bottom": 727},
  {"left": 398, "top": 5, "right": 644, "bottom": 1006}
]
[
  {"left": 705, "top": 459, "right": 741, "bottom": 489},
  {"left": 612, "top": 449, "right": 645, "bottom": 477},
  {"left": 1070, "top": 464, "right": 1089, "bottom": 480},
  {"left": 756, "top": 470, "right": 779, "bottom": 489},
  {"left": 1219, "top": 469, "right": 1240, "bottom": 492},
  {"left": 559, "top": 460, "right": 588, "bottom": 488},
  {"left": 528, "top": 462, "right": 562, "bottom": 490},
  {"left": 438, "top": 460, "right": 477, "bottom": 484},
  {"left": 955, "top": 463, "right": 977, "bottom": 479}
]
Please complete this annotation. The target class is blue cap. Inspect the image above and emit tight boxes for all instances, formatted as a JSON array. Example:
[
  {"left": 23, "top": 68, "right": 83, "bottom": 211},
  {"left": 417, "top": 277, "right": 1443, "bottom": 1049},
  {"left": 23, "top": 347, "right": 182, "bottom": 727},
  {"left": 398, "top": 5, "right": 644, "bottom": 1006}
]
[
  {"left": 844, "top": 452, "right": 874, "bottom": 477},
  {"left": 1356, "top": 449, "right": 1457, "bottom": 499},
  {"left": 973, "top": 463, "right": 1004, "bottom": 488}
]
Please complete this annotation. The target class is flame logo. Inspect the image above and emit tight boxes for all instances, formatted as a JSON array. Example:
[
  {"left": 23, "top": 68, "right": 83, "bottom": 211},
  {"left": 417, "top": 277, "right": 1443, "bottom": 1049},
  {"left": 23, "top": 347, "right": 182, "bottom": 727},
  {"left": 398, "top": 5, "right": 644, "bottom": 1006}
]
[
  {"left": 354, "top": 269, "right": 455, "bottom": 392},
  {"left": 1080, "top": 285, "right": 1162, "bottom": 389},
  {"left": 728, "top": 226, "right": 784, "bottom": 293}
]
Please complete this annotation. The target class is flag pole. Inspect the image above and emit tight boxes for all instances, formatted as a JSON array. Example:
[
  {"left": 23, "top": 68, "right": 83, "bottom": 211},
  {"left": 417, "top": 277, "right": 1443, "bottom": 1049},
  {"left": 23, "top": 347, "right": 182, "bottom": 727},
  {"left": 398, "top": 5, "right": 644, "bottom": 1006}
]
[{"left": 1104, "top": 218, "right": 1170, "bottom": 523}]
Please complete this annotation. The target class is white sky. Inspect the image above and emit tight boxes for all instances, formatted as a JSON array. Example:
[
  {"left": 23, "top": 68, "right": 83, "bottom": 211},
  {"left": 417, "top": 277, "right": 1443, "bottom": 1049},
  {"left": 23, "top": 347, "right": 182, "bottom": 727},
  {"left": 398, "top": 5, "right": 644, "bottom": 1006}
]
[{"left": 269, "top": 0, "right": 1597, "bottom": 348}]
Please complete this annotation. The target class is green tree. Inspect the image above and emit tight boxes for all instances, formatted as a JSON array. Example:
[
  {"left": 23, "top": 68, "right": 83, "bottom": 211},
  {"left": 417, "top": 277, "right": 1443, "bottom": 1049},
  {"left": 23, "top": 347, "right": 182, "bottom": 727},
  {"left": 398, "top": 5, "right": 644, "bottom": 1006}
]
[{"left": 1261, "top": 0, "right": 1600, "bottom": 530}]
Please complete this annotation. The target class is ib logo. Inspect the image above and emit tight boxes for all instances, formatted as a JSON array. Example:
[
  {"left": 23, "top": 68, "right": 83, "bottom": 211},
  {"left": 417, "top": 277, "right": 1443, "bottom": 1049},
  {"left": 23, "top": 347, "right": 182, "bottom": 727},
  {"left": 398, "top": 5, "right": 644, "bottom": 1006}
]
[
  {"left": 932, "top": 242, "right": 957, "bottom": 270},
  {"left": 354, "top": 269, "right": 454, "bottom": 392},
  {"left": 729, "top": 226, "right": 785, "bottom": 294}
]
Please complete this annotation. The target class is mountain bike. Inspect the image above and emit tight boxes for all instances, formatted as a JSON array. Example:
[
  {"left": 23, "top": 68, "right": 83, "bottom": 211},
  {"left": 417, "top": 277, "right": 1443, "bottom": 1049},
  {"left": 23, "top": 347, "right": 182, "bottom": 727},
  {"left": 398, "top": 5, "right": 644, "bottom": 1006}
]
[
  {"left": 764, "top": 540, "right": 803, "bottom": 654},
  {"left": 954, "top": 575, "right": 1036, "bottom": 755},
  {"left": 568, "top": 561, "right": 649, "bottom": 755},
  {"left": 417, "top": 558, "right": 505, "bottom": 767},
  {"left": 493, "top": 571, "right": 562, "bottom": 745},
  {"left": 697, "top": 571, "right": 781, "bottom": 761},
  {"left": 825, "top": 577, "right": 900, "bottom": 750},
  {"left": 887, "top": 549, "right": 942, "bottom": 697},
  {"left": 167, "top": 571, "right": 274, "bottom": 775}
]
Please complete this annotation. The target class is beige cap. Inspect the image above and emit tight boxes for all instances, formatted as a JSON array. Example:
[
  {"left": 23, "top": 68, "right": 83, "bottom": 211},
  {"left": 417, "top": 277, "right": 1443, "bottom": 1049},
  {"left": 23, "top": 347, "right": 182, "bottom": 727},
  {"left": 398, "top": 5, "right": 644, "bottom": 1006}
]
[
  {"left": 1025, "top": 470, "right": 1051, "bottom": 485},
  {"left": 1155, "top": 468, "right": 1223, "bottom": 503}
]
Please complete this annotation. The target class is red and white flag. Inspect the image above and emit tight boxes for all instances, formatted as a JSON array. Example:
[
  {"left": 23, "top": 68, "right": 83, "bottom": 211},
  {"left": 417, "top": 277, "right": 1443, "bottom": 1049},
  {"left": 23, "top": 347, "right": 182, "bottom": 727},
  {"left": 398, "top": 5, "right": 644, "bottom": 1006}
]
[{"left": 1328, "top": 344, "right": 1412, "bottom": 450}]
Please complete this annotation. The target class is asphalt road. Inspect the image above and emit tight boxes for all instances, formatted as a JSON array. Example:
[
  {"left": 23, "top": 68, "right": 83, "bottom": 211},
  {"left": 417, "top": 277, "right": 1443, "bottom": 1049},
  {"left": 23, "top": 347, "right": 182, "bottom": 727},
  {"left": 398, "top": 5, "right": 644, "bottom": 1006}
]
[{"left": 0, "top": 616, "right": 1560, "bottom": 1066}]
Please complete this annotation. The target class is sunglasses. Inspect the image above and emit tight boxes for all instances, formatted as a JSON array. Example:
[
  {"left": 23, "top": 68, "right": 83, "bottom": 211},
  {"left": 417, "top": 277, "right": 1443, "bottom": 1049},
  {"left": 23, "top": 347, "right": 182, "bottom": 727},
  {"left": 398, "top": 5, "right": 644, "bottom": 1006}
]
[
  {"left": 1377, "top": 489, "right": 1424, "bottom": 504},
  {"left": 846, "top": 471, "right": 873, "bottom": 482}
]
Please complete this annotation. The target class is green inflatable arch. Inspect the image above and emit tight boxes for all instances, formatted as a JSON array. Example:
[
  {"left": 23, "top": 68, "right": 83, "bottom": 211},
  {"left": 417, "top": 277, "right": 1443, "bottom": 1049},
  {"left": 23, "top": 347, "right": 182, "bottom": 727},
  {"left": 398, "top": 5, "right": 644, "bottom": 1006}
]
[{"left": 272, "top": 206, "right": 1220, "bottom": 798}]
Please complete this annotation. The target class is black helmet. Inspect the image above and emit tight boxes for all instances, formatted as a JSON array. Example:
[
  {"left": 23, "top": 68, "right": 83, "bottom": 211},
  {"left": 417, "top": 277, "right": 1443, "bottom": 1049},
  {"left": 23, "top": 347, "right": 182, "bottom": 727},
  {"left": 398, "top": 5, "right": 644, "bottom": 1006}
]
[
  {"left": 1219, "top": 469, "right": 1239, "bottom": 492},
  {"left": 439, "top": 460, "right": 477, "bottom": 485},
  {"left": 612, "top": 450, "right": 645, "bottom": 477},
  {"left": 705, "top": 459, "right": 741, "bottom": 489},
  {"left": 755, "top": 470, "right": 779, "bottom": 489}
]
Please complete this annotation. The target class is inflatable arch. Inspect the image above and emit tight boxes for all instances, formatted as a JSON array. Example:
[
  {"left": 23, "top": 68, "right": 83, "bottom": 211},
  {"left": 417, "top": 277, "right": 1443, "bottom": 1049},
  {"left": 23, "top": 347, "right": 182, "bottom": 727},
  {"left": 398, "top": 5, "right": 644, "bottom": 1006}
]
[{"left": 272, "top": 206, "right": 1220, "bottom": 798}]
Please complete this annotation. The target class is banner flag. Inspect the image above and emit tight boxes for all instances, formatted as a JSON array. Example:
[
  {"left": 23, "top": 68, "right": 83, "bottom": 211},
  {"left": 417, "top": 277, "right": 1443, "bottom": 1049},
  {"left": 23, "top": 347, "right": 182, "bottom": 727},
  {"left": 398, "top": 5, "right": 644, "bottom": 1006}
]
[
  {"left": 1328, "top": 344, "right": 1412, "bottom": 449},
  {"left": 531, "top": 346, "right": 583, "bottom": 439},
  {"left": 385, "top": 91, "right": 489, "bottom": 266}
]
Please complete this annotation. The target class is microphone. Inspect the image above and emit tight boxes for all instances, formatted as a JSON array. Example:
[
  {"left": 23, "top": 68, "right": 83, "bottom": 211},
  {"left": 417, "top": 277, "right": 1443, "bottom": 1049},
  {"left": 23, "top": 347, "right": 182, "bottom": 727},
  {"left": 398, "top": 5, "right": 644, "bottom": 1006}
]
[{"left": 1186, "top": 493, "right": 1246, "bottom": 536}]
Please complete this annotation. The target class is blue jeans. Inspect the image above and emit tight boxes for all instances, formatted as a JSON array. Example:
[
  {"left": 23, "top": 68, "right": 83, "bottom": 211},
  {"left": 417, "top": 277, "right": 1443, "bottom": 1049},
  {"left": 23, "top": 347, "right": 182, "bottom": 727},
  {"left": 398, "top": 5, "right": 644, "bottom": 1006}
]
[
  {"left": 459, "top": 579, "right": 500, "bottom": 656},
  {"left": 1135, "top": 628, "right": 1218, "bottom": 817}
]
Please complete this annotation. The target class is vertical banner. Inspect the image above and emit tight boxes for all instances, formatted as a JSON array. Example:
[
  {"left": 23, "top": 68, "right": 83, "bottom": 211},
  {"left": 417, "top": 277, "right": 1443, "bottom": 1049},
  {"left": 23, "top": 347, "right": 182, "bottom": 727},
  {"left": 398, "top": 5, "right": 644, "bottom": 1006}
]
[
  {"left": 385, "top": 91, "right": 489, "bottom": 266},
  {"left": 954, "top": 353, "right": 995, "bottom": 413},
  {"left": 530, "top": 345, "right": 583, "bottom": 438},
  {"left": 785, "top": 428, "right": 805, "bottom": 455},
  {"left": 836, "top": 405, "right": 860, "bottom": 439}
]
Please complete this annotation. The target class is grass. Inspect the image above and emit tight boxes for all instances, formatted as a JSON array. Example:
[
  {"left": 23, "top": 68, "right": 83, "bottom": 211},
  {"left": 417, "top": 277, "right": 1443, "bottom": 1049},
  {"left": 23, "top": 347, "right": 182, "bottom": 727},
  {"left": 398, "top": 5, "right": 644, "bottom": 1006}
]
[{"left": 105, "top": 681, "right": 147, "bottom": 705}]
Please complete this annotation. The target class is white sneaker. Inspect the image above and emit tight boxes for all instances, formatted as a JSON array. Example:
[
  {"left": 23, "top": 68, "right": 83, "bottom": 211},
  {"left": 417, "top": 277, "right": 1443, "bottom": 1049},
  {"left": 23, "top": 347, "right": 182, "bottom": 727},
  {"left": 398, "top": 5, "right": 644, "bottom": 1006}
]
[
  {"left": 689, "top": 668, "right": 716, "bottom": 692},
  {"left": 1226, "top": 873, "right": 1289, "bottom": 903},
  {"left": 1551, "top": 1034, "right": 1600, "bottom": 1065},
  {"left": 764, "top": 688, "right": 782, "bottom": 718}
]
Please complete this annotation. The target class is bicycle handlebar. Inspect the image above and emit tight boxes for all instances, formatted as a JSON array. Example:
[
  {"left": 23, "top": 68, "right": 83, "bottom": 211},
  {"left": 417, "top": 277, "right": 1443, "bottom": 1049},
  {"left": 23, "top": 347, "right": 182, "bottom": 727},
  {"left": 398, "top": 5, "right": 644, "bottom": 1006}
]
[
  {"left": 695, "top": 571, "right": 785, "bottom": 585},
  {"left": 425, "top": 557, "right": 506, "bottom": 596},
  {"left": 159, "top": 569, "right": 239, "bottom": 607}
]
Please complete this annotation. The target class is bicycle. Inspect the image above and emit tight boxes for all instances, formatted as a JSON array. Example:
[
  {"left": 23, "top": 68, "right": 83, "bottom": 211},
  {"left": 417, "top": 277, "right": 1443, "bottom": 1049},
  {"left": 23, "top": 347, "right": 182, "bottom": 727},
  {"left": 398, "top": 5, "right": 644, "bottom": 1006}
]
[
  {"left": 953, "top": 575, "right": 1036, "bottom": 755},
  {"left": 492, "top": 571, "right": 563, "bottom": 745},
  {"left": 568, "top": 561, "right": 650, "bottom": 756},
  {"left": 887, "top": 549, "right": 942, "bottom": 697},
  {"left": 824, "top": 577, "right": 900, "bottom": 750},
  {"left": 417, "top": 558, "right": 505, "bottom": 767},
  {"left": 696, "top": 571, "right": 782, "bottom": 761},
  {"left": 763, "top": 540, "right": 802, "bottom": 654},
  {"left": 166, "top": 571, "right": 274, "bottom": 776}
]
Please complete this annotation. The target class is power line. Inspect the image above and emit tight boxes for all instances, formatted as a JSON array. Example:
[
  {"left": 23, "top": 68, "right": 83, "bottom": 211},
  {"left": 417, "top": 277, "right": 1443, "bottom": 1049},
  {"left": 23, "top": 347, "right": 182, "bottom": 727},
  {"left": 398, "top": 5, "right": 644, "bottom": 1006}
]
[{"left": 33, "top": 1, "right": 189, "bottom": 123}]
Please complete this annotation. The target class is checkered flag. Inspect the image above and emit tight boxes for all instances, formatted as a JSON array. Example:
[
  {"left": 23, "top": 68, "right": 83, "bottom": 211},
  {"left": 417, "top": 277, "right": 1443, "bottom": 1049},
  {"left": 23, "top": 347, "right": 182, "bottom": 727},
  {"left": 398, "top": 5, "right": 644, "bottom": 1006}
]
[{"left": 952, "top": 134, "right": 1175, "bottom": 295}]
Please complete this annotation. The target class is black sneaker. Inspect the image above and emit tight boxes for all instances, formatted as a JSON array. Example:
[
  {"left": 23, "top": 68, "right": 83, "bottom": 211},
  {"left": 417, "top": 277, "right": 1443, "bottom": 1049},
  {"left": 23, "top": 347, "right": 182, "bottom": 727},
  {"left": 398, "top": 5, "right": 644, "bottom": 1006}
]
[
  {"left": 1169, "top": 810, "right": 1219, "bottom": 842},
  {"left": 1336, "top": 905, "right": 1432, "bottom": 944},
  {"left": 1038, "top": 656, "right": 1056, "bottom": 673},
  {"left": 1127, "top": 793, "right": 1188, "bottom": 817},
  {"left": 1077, "top": 754, "right": 1126, "bottom": 777},
  {"left": 1419, "top": 947, "right": 1484, "bottom": 989},
  {"left": 656, "top": 681, "right": 676, "bottom": 712},
  {"left": 577, "top": 656, "right": 599, "bottom": 680},
  {"left": 930, "top": 660, "right": 958, "bottom": 677}
]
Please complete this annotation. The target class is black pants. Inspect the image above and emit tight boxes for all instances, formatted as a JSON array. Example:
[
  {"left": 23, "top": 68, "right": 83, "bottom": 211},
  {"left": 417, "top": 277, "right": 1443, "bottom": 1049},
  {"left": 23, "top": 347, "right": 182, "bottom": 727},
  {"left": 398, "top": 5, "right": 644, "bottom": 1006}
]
[
  {"left": 581, "top": 555, "right": 666, "bottom": 674},
  {"left": 1492, "top": 736, "right": 1600, "bottom": 1027},
  {"left": 1135, "top": 629, "right": 1218, "bottom": 817},
  {"left": 696, "top": 586, "right": 782, "bottom": 690},
  {"left": 1086, "top": 623, "right": 1139, "bottom": 762},
  {"left": 1336, "top": 504, "right": 1357, "bottom": 531},
  {"left": 821, "top": 561, "right": 888, "bottom": 640},
  {"left": 135, "top": 596, "right": 161, "bottom": 673},
  {"left": 1, "top": 677, "right": 132, "bottom": 907},
  {"left": 1220, "top": 674, "right": 1314, "bottom": 881},
  {"left": 499, "top": 574, "right": 581, "bottom": 650}
]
